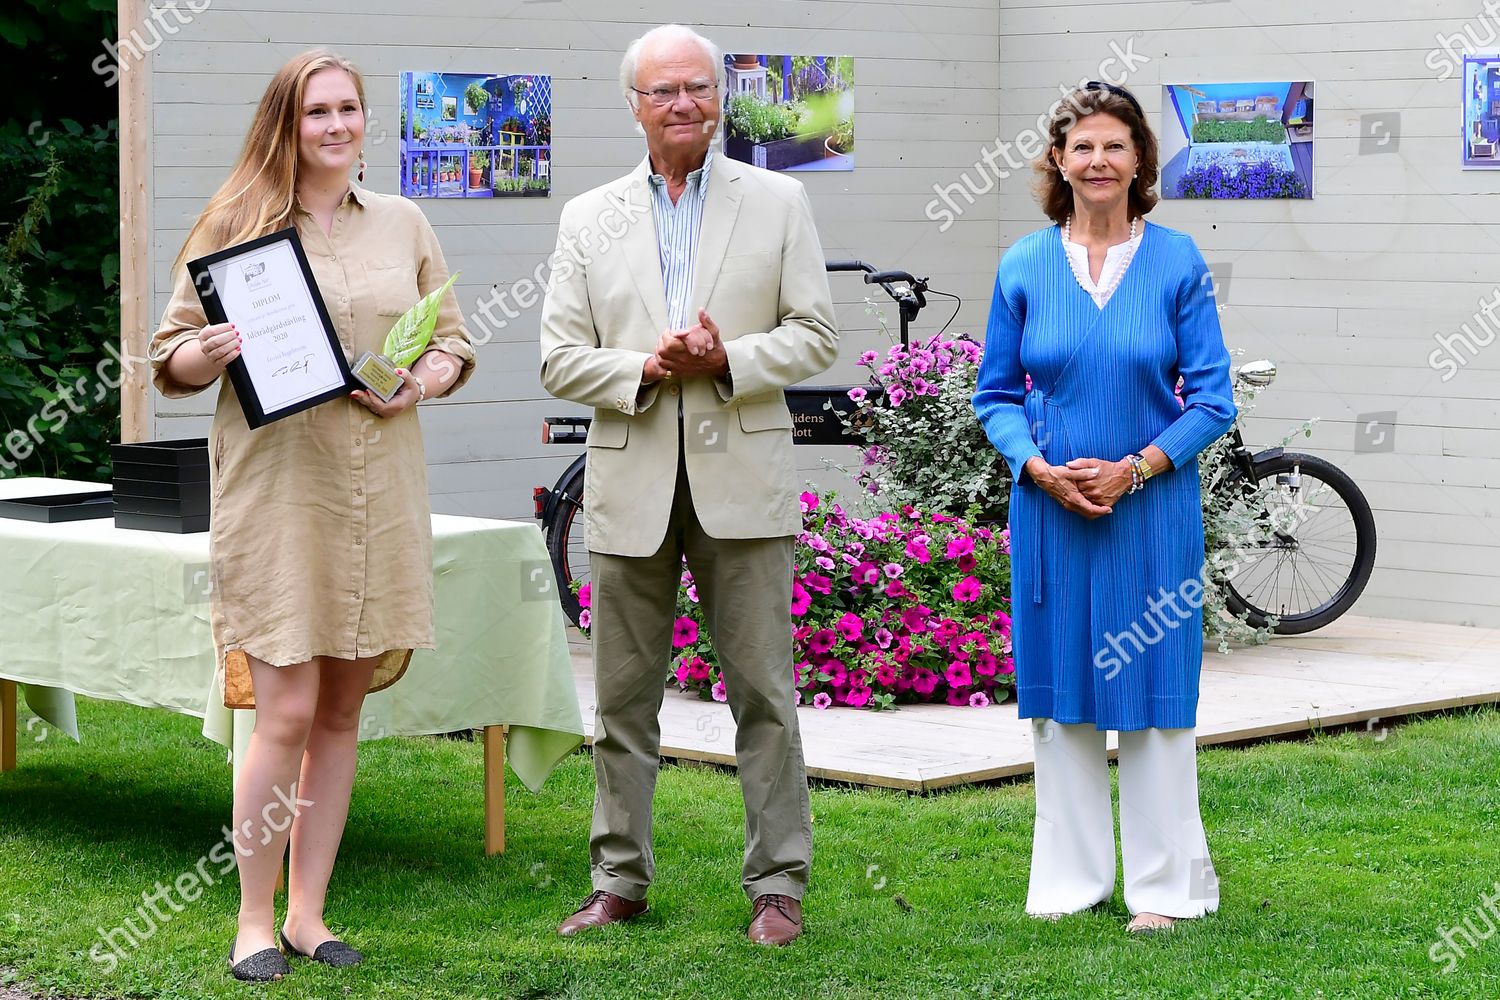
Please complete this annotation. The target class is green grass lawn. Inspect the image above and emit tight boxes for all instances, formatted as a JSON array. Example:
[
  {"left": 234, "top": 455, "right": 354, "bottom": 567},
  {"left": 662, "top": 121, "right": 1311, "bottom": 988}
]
[{"left": 1, "top": 699, "right": 1498, "bottom": 999}]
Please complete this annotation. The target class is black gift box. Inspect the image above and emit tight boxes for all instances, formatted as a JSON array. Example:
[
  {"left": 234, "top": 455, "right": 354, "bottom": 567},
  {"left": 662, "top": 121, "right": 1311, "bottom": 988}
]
[{"left": 110, "top": 438, "right": 211, "bottom": 533}]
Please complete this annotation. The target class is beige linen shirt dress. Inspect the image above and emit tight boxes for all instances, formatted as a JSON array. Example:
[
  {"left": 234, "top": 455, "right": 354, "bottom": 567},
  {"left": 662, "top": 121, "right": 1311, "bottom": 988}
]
[{"left": 149, "top": 185, "right": 475, "bottom": 708}]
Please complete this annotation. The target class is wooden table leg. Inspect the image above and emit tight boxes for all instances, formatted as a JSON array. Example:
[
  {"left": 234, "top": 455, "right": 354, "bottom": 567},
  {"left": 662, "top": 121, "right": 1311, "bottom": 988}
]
[
  {"left": 483, "top": 725, "right": 507, "bottom": 855},
  {"left": 1, "top": 680, "right": 16, "bottom": 773}
]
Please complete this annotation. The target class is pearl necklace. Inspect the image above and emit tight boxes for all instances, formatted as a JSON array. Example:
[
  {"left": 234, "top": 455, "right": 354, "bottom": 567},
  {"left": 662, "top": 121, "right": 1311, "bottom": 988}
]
[{"left": 1062, "top": 215, "right": 1139, "bottom": 304}]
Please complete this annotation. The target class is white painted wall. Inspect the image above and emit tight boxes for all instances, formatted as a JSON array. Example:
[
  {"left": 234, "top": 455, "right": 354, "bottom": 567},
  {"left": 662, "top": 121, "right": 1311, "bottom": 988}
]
[{"left": 144, "top": 0, "right": 1499, "bottom": 626}]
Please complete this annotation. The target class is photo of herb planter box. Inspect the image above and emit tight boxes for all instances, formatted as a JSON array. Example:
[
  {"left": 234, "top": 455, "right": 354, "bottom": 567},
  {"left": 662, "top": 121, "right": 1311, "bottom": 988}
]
[
  {"left": 399, "top": 71, "right": 551, "bottom": 199},
  {"left": 721, "top": 54, "right": 853, "bottom": 173},
  {"left": 1160, "top": 81, "right": 1314, "bottom": 199}
]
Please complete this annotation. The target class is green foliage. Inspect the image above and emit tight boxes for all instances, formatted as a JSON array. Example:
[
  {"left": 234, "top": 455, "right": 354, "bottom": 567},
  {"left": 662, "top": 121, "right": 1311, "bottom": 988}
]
[
  {"left": 0, "top": 119, "right": 121, "bottom": 480},
  {"left": 725, "top": 94, "right": 797, "bottom": 143},
  {"left": 463, "top": 82, "right": 489, "bottom": 115},
  {"left": 1192, "top": 115, "right": 1287, "bottom": 144}
]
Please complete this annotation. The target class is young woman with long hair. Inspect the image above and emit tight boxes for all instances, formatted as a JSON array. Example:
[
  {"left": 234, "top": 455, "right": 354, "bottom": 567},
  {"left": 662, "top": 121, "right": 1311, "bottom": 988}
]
[{"left": 150, "top": 49, "right": 474, "bottom": 982}]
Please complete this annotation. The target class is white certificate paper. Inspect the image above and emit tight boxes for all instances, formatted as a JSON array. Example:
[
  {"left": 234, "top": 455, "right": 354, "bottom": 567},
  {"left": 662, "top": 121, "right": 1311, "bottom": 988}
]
[{"left": 206, "top": 240, "right": 347, "bottom": 415}]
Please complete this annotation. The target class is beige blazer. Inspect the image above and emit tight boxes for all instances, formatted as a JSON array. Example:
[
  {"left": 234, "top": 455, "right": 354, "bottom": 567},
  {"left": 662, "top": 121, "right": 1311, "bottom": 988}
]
[{"left": 539, "top": 155, "right": 838, "bottom": 557}]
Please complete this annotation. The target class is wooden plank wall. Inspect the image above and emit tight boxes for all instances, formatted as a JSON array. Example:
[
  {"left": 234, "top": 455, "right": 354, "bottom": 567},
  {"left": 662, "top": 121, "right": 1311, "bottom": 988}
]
[{"left": 143, "top": 0, "right": 1002, "bottom": 518}]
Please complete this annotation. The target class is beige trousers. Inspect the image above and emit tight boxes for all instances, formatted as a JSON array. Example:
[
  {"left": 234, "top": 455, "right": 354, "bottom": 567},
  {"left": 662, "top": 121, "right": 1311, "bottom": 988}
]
[{"left": 587, "top": 457, "right": 813, "bottom": 902}]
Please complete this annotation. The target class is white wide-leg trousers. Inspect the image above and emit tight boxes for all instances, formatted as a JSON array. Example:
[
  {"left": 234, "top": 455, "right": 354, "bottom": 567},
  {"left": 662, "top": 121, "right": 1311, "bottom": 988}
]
[{"left": 1025, "top": 719, "right": 1219, "bottom": 918}]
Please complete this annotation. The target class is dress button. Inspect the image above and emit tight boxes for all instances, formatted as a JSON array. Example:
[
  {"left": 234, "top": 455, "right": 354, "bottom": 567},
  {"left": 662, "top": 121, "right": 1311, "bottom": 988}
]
[
  {"left": 355, "top": 536, "right": 364, "bottom": 545},
  {"left": 353, "top": 592, "right": 361, "bottom": 600},
  {"left": 354, "top": 488, "right": 363, "bottom": 497},
  {"left": 354, "top": 438, "right": 363, "bottom": 446}
]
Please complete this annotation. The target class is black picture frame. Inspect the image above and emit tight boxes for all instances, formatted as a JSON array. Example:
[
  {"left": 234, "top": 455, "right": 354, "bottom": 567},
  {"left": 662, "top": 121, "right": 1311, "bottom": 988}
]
[{"left": 187, "top": 228, "right": 354, "bottom": 429}]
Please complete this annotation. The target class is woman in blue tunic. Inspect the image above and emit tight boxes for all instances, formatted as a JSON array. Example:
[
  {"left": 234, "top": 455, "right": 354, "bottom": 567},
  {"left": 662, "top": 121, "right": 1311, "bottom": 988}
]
[{"left": 972, "top": 83, "right": 1236, "bottom": 932}]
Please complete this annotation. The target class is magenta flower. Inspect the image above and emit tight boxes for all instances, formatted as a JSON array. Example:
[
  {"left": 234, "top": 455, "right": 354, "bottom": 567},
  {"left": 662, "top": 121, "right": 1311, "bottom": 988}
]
[
  {"left": 675, "top": 660, "right": 692, "bottom": 686},
  {"left": 789, "top": 583, "right": 811, "bottom": 617},
  {"left": 952, "top": 576, "right": 982, "bottom": 603},
  {"left": 578, "top": 609, "right": 592, "bottom": 629},
  {"left": 945, "top": 536, "right": 975, "bottom": 560},
  {"left": 904, "top": 538, "right": 931, "bottom": 564},
  {"left": 812, "top": 692, "right": 833, "bottom": 710},
  {"left": 974, "top": 652, "right": 999, "bottom": 676},
  {"left": 888, "top": 386, "right": 909, "bottom": 407},
  {"left": 874, "top": 662, "right": 898, "bottom": 686},
  {"left": 823, "top": 659, "right": 848, "bottom": 687},
  {"left": 885, "top": 579, "right": 910, "bottom": 598},
  {"left": 883, "top": 562, "right": 904, "bottom": 579},
  {"left": 874, "top": 627, "right": 894, "bottom": 649},
  {"left": 800, "top": 491, "right": 820, "bottom": 513},
  {"left": 851, "top": 561, "right": 880, "bottom": 586},
  {"left": 836, "top": 612, "right": 865, "bottom": 642},
  {"left": 845, "top": 686, "right": 873, "bottom": 708},
  {"left": 802, "top": 573, "right": 833, "bottom": 595},
  {"left": 672, "top": 617, "right": 699, "bottom": 648},
  {"left": 808, "top": 629, "right": 838, "bottom": 655},
  {"left": 969, "top": 691, "right": 990, "bottom": 708},
  {"left": 847, "top": 386, "right": 868, "bottom": 403},
  {"left": 946, "top": 688, "right": 971, "bottom": 706},
  {"left": 956, "top": 553, "right": 978, "bottom": 574},
  {"left": 687, "top": 657, "right": 712, "bottom": 681},
  {"left": 578, "top": 582, "right": 592, "bottom": 609},
  {"left": 815, "top": 555, "right": 836, "bottom": 572},
  {"left": 910, "top": 668, "right": 940, "bottom": 695},
  {"left": 686, "top": 585, "right": 699, "bottom": 604},
  {"left": 945, "top": 661, "right": 973, "bottom": 689},
  {"left": 859, "top": 350, "right": 879, "bottom": 365},
  {"left": 712, "top": 680, "right": 728, "bottom": 703},
  {"left": 900, "top": 605, "right": 933, "bottom": 632}
]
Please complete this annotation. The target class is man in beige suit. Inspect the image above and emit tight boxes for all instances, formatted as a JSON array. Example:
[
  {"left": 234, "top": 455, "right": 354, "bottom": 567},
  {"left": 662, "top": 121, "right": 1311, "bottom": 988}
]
[{"left": 539, "top": 24, "right": 837, "bottom": 946}]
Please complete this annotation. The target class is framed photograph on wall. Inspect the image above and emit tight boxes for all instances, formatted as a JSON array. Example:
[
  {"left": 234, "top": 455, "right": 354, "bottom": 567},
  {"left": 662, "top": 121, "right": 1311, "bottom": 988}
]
[{"left": 1159, "top": 82, "right": 1314, "bottom": 199}]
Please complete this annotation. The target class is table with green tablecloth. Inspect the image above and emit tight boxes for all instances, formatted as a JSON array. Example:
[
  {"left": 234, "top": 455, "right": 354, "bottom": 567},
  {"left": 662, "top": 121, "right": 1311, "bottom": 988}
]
[{"left": 0, "top": 477, "right": 583, "bottom": 854}]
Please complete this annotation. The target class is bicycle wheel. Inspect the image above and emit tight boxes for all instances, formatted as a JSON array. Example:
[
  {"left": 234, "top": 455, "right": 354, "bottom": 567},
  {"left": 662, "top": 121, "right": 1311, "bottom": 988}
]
[
  {"left": 1222, "top": 451, "right": 1377, "bottom": 635},
  {"left": 545, "top": 462, "right": 589, "bottom": 627}
]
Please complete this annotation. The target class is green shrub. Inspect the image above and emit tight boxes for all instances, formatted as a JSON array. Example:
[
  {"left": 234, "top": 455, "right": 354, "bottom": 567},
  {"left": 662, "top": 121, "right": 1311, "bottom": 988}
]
[
  {"left": 1192, "top": 115, "right": 1287, "bottom": 144},
  {"left": 0, "top": 119, "right": 120, "bottom": 480},
  {"left": 726, "top": 94, "right": 796, "bottom": 143}
]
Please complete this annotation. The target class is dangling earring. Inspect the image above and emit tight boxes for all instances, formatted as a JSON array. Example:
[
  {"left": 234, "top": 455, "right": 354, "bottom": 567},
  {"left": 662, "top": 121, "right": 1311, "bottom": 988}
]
[{"left": 357, "top": 150, "right": 366, "bottom": 183}]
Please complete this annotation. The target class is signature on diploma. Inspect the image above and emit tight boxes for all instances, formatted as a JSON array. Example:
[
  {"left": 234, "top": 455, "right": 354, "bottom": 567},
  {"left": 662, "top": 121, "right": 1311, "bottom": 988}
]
[{"left": 271, "top": 354, "right": 317, "bottom": 378}]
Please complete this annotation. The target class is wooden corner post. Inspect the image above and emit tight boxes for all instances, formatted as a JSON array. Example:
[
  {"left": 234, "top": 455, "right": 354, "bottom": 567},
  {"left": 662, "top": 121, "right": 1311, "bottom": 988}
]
[{"left": 119, "top": 0, "right": 151, "bottom": 444}]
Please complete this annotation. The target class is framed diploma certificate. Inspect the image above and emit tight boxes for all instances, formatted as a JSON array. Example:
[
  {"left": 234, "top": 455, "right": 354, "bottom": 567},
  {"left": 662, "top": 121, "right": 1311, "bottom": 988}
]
[{"left": 187, "top": 228, "right": 354, "bottom": 429}]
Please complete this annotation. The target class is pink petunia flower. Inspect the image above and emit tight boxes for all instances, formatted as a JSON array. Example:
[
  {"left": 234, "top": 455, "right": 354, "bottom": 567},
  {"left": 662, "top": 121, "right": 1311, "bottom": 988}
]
[
  {"left": 952, "top": 576, "right": 982, "bottom": 603},
  {"left": 808, "top": 630, "right": 838, "bottom": 655},
  {"left": 712, "top": 680, "right": 728, "bottom": 703},
  {"left": 851, "top": 562, "right": 880, "bottom": 586},
  {"left": 578, "top": 582, "right": 592, "bottom": 609},
  {"left": 578, "top": 608, "right": 593, "bottom": 630},
  {"left": 672, "top": 617, "right": 699, "bottom": 648},
  {"left": 815, "top": 555, "right": 836, "bottom": 572},
  {"left": 688, "top": 657, "right": 712, "bottom": 681},
  {"left": 885, "top": 579, "right": 910, "bottom": 599},
  {"left": 802, "top": 573, "right": 833, "bottom": 595},
  {"left": 823, "top": 659, "right": 848, "bottom": 687},
  {"left": 847, "top": 386, "right": 868, "bottom": 403},
  {"left": 910, "top": 668, "right": 940, "bottom": 696},
  {"left": 812, "top": 692, "right": 833, "bottom": 710},
  {"left": 789, "top": 583, "right": 812, "bottom": 617},
  {"left": 957, "top": 553, "right": 978, "bottom": 574},
  {"left": 874, "top": 627, "right": 894, "bottom": 649},
  {"left": 836, "top": 612, "right": 865, "bottom": 642},
  {"left": 904, "top": 538, "right": 931, "bottom": 564},
  {"left": 874, "top": 662, "right": 898, "bottom": 686},
  {"left": 946, "top": 688, "right": 971, "bottom": 706},
  {"left": 888, "top": 386, "right": 909, "bottom": 407},
  {"left": 675, "top": 660, "right": 692, "bottom": 686},
  {"left": 859, "top": 350, "right": 879, "bottom": 365},
  {"left": 845, "top": 686, "right": 873, "bottom": 708},
  {"left": 945, "top": 536, "right": 975, "bottom": 560},
  {"left": 945, "top": 661, "right": 973, "bottom": 689},
  {"left": 799, "top": 491, "right": 820, "bottom": 513},
  {"left": 686, "top": 585, "right": 699, "bottom": 604},
  {"left": 968, "top": 691, "right": 990, "bottom": 708},
  {"left": 900, "top": 605, "right": 933, "bottom": 632},
  {"left": 974, "top": 652, "right": 999, "bottom": 676},
  {"left": 883, "top": 562, "right": 904, "bottom": 579}
]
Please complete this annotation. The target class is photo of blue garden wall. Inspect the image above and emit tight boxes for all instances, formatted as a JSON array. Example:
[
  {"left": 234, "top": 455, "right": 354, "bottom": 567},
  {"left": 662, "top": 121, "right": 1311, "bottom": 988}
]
[
  {"left": 399, "top": 71, "right": 551, "bottom": 199},
  {"left": 721, "top": 55, "right": 853, "bottom": 172},
  {"left": 1159, "top": 82, "right": 1314, "bottom": 199},
  {"left": 1462, "top": 55, "right": 1500, "bottom": 168}
]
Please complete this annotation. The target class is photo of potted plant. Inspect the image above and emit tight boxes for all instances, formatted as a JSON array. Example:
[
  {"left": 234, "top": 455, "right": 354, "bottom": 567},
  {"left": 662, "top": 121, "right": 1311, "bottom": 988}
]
[
  {"left": 721, "top": 54, "right": 854, "bottom": 172},
  {"left": 1161, "top": 81, "right": 1313, "bottom": 199},
  {"left": 401, "top": 71, "right": 553, "bottom": 200}
]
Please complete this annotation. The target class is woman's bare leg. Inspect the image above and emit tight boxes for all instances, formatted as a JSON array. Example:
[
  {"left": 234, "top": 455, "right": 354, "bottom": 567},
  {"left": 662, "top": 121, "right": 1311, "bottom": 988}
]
[
  {"left": 231, "top": 655, "right": 320, "bottom": 963},
  {"left": 281, "top": 654, "right": 380, "bottom": 951}
]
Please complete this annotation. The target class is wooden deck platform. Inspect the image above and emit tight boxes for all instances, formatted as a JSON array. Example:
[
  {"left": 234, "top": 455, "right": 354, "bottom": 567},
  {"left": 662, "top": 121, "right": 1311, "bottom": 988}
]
[{"left": 570, "top": 616, "right": 1499, "bottom": 791}]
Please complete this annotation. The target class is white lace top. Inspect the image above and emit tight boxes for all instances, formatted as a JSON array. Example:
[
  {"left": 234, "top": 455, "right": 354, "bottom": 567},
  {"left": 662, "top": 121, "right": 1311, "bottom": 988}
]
[{"left": 1063, "top": 230, "right": 1145, "bottom": 308}]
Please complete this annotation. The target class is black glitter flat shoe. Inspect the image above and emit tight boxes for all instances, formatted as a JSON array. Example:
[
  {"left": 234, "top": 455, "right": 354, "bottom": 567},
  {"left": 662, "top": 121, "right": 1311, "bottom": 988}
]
[
  {"left": 279, "top": 928, "right": 364, "bottom": 967},
  {"left": 228, "top": 937, "right": 291, "bottom": 982}
]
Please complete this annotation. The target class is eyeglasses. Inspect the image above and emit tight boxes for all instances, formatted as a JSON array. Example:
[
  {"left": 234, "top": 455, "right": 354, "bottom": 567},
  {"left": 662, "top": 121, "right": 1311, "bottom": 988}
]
[
  {"left": 632, "top": 81, "right": 718, "bottom": 106},
  {"left": 1084, "top": 80, "right": 1145, "bottom": 119}
]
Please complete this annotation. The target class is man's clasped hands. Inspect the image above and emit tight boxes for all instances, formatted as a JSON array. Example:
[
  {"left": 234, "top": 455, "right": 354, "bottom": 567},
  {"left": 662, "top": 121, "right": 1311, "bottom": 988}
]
[{"left": 643, "top": 308, "right": 729, "bottom": 384}]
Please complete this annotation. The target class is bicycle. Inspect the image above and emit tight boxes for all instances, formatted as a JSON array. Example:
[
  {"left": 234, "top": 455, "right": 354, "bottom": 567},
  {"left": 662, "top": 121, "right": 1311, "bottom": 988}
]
[
  {"left": 534, "top": 260, "right": 931, "bottom": 625},
  {"left": 1216, "top": 359, "right": 1377, "bottom": 634}
]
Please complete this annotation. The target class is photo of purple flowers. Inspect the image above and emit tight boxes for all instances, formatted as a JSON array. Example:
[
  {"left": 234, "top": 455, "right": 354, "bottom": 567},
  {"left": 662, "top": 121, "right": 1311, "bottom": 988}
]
[{"left": 1160, "top": 82, "right": 1314, "bottom": 199}]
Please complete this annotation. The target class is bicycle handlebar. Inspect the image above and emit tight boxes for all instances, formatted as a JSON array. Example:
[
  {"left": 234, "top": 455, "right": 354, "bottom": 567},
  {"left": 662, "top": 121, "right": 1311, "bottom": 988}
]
[{"left": 824, "top": 260, "right": 928, "bottom": 317}]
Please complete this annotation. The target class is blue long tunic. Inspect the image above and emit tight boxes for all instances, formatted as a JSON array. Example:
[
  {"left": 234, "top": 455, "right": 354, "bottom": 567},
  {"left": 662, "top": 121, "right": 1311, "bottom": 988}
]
[{"left": 973, "top": 222, "right": 1236, "bottom": 731}]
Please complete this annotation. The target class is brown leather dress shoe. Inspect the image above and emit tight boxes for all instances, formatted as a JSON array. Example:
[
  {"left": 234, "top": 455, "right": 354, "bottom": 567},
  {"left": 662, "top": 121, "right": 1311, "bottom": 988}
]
[
  {"left": 557, "top": 890, "right": 648, "bottom": 936},
  {"left": 747, "top": 893, "right": 803, "bottom": 946}
]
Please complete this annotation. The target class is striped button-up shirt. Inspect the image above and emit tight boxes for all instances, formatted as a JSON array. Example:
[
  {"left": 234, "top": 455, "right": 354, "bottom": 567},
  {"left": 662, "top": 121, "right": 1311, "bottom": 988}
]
[{"left": 647, "top": 147, "right": 713, "bottom": 329}]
